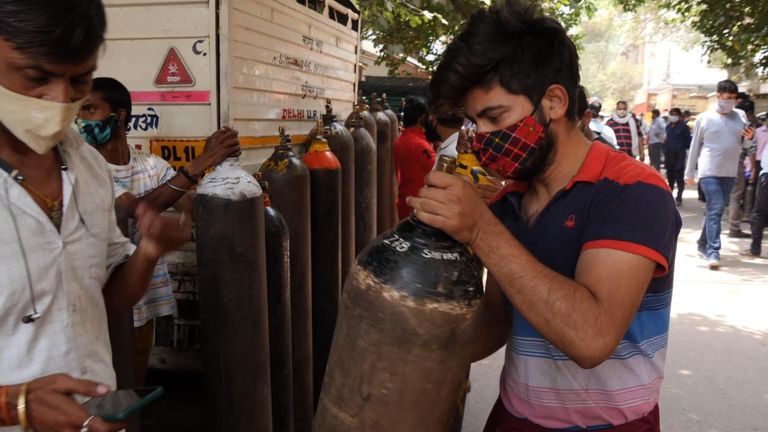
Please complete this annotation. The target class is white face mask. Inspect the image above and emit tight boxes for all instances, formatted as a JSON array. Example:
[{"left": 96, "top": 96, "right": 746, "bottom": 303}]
[
  {"left": 716, "top": 99, "right": 737, "bottom": 114},
  {"left": 0, "top": 82, "right": 84, "bottom": 154},
  {"left": 616, "top": 109, "right": 628, "bottom": 117},
  {"left": 669, "top": 115, "right": 679, "bottom": 123}
]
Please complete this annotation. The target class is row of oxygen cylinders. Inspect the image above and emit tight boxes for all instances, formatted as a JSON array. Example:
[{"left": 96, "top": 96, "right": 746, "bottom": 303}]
[{"left": 193, "top": 93, "right": 488, "bottom": 432}]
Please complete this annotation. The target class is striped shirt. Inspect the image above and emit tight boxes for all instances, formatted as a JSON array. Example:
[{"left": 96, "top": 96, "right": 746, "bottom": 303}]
[
  {"left": 109, "top": 147, "right": 177, "bottom": 327},
  {"left": 605, "top": 117, "right": 643, "bottom": 156},
  {"left": 490, "top": 143, "right": 681, "bottom": 429}
]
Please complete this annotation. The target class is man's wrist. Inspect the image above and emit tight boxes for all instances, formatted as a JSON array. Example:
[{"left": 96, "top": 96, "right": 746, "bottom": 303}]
[
  {"left": 135, "top": 242, "right": 163, "bottom": 264},
  {"left": 185, "top": 160, "right": 206, "bottom": 180}
]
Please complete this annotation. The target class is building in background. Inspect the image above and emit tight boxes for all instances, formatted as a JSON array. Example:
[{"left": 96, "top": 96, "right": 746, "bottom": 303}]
[{"left": 633, "top": 41, "right": 726, "bottom": 117}]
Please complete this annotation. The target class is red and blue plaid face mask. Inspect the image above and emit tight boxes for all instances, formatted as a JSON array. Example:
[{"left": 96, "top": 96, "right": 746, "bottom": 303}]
[{"left": 472, "top": 113, "right": 548, "bottom": 179}]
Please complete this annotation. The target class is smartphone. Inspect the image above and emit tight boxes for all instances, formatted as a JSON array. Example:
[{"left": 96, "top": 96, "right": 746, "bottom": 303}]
[{"left": 82, "top": 386, "right": 164, "bottom": 422}]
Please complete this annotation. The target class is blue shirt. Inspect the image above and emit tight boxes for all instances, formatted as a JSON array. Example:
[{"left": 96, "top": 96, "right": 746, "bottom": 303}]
[
  {"left": 665, "top": 121, "right": 691, "bottom": 153},
  {"left": 488, "top": 143, "right": 682, "bottom": 429}
]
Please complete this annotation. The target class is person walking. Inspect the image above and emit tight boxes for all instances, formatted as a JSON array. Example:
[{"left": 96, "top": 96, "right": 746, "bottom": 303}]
[
  {"left": 648, "top": 109, "right": 666, "bottom": 172},
  {"left": 665, "top": 107, "right": 691, "bottom": 206},
  {"left": 743, "top": 128, "right": 768, "bottom": 257},
  {"left": 606, "top": 101, "right": 644, "bottom": 159},
  {"left": 685, "top": 79, "right": 754, "bottom": 269},
  {"left": 727, "top": 98, "right": 759, "bottom": 237}
]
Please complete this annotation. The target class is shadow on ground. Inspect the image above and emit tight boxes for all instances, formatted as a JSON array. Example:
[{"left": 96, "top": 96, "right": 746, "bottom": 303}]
[{"left": 662, "top": 313, "right": 768, "bottom": 432}]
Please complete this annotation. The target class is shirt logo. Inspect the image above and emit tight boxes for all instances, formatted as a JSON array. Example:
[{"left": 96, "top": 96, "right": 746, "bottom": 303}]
[{"left": 564, "top": 214, "right": 576, "bottom": 229}]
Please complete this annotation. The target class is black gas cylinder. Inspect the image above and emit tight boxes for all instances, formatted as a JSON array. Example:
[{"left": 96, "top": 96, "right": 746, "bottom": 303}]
[
  {"left": 369, "top": 93, "right": 394, "bottom": 235},
  {"left": 258, "top": 176, "right": 294, "bottom": 432},
  {"left": 314, "top": 157, "right": 484, "bottom": 431},
  {"left": 323, "top": 101, "right": 356, "bottom": 285},
  {"left": 348, "top": 106, "right": 378, "bottom": 255},
  {"left": 196, "top": 157, "right": 272, "bottom": 432},
  {"left": 258, "top": 128, "right": 314, "bottom": 432},
  {"left": 303, "top": 125, "right": 342, "bottom": 409}
]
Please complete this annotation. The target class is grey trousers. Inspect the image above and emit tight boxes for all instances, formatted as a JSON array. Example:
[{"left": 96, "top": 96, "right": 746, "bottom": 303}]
[{"left": 729, "top": 155, "right": 747, "bottom": 230}]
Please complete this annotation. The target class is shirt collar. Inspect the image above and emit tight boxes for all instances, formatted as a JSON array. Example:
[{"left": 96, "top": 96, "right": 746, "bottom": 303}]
[{"left": 564, "top": 142, "right": 610, "bottom": 190}]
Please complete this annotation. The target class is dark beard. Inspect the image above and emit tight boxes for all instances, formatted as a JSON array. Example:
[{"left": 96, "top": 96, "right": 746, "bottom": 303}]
[{"left": 510, "top": 125, "right": 556, "bottom": 182}]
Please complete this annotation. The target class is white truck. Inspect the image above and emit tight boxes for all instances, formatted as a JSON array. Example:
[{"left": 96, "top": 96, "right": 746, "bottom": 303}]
[
  {"left": 96, "top": 0, "right": 361, "bottom": 370},
  {"left": 98, "top": 0, "right": 360, "bottom": 170}
]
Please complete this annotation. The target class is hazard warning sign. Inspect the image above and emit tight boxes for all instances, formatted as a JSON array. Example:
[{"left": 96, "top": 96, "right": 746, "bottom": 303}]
[{"left": 154, "top": 47, "right": 195, "bottom": 87}]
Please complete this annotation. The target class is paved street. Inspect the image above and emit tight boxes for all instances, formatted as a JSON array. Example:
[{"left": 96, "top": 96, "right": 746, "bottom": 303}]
[{"left": 462, "top": 185, "right": 768, "bottom": 431}]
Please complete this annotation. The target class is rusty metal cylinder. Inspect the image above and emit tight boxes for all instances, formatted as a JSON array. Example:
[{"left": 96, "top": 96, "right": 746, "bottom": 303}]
[
  {"left": 370, "top": 93, "right": 394, "bottom": 235},
  {"left": 314, "top": 157, "right": 484, "bottom": 432},
  {"left": 345, "top": 93, "right": 377, "bottom": 146},
  {"left": 259, "top": 178, "right": 294, "bottom": 432},
  {"left": 349, "top": 108, "right": 378, "bottom": 255},
  {"left": 303, "top": 128, "right": 342, "bottom": 409},
  {"left": 382, "top": 94, "right": 401, "bottom": 227},
  {"left": 323, "top": 104, "right": 355, "bottom": 285},
  {"left": 258, "top": 131, "right": 314, "bottom": 432},
  {"left": 196, "top": 158, "right": 272, "bottom": 432}
]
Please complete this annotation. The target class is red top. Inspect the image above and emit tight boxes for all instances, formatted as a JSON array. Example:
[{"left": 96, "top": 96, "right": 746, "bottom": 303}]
[{"left": 393, "top": 126, "right": 436, "bottom": 219}]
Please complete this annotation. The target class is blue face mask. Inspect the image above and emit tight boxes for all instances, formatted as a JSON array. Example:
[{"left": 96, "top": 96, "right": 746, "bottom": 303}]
[{"left": 78, "top": 114, "right": 119, "bottom": 146}]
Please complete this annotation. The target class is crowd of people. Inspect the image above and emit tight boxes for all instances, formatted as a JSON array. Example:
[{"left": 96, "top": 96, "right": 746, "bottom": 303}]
[{"left": 1, "top": 0, "right": 765, "bottom": 431}]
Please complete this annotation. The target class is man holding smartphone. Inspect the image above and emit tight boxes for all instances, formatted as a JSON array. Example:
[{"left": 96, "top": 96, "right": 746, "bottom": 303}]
[
  {"left": 0, "top": 1, "right": 190, "bottom": 431},
  {"left": 685, "top": 79, "right": 754, "bottom": 269}
]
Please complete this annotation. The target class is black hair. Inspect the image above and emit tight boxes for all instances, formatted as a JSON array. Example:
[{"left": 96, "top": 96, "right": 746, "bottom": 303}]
[
  {"left": 670, "top": 107, "right": 682, "bottom": 116},
  {"left": 402, "top": 96, "right": 428, "bottom": 128},
  {"left": 588, "top": 100, "right": 602, "bottom": 117},
  {"left": 616, "top": 100, "right": 628, "bottom": 108},
  {"left": 651, "top": 109, "right": 660, "bottom": 117},
  {"left": 717, "top": 80, "right": 739, "bottom": 94},
  {"left": 736, "top": 99, "right": 755, "bottom": 115},
  {"left": 435, "top": 112, "right": 465, "bottom": 129},
  {"left": 576, "top": 86, "right": 588, "bottom": 117},
  {"left": 0, "top": 0, "right": 106, "bottom": 64},
  {"left": 429, "top": 0, "right": 581, "bottom": 121},
  {"left": 92, "top": 77, "right": 132, "bottom": 130},
  {"left": 737, "top": 92, "right": 749, "bottom": 101},
  {"left": 683, "top": 110, "right": 691, "bottom": 117}
]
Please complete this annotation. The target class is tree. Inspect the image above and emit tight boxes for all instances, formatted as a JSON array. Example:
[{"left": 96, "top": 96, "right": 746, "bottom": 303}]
[
  {"left": 617, "top": 0, "right": 768, "bottom": 74},
  {"left": 578, "top": 0, "right": 699, "bottom": 108},
  {"left": 356, "top": 0, "right": 596, "bottom": 74},
  {"left": 358, "top": 0, "right": 767, "bottom": 77}
]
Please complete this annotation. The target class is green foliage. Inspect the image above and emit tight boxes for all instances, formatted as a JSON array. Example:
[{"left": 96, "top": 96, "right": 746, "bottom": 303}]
[
  {"left": 616, "top": 0, "right": 768, "bottom": 74},
  {"left": 361, "top": 0, "right": 767, "bottom": 77},
  {"left": 360, "top": 0, "right": 599, "bottom": 74},
  {"left": 577, "top": 0, "right": 698, "bottom": 107}
]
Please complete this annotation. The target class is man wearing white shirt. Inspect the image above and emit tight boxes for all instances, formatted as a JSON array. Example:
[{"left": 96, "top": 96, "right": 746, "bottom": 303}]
[
  {"left": 685, "top": 79, "right": 754, "bottom": 269},
  {"left": 0, "top": 1, "right": 190, "bottom": 431}
]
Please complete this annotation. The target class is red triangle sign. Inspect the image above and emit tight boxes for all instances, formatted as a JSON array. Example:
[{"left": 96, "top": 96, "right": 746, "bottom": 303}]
[{"left": 154, "top": 47, "right": 195, "bottom": 87}]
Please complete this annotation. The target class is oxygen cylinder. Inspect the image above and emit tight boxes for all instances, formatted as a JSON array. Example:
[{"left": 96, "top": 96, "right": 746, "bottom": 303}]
[
  {"left": 381, "top": 93, "right": 400, "bottom": 147},
  {"left": 303, "top": 124, "right": 343, "bottom": 408},
  {"left": 345, "top": 91, "right": 377, "bottom": 144},
  {"left": 314, "top": 156, "right": 485, "bottom": 432},
  {"left": 454, "top": 129, "right": 492, "bottom": 185},
  {"left": 258, "top": 175, "right": 294, "bottom": 432},
  {"left": 349, "top": 106, "right": 378, "bottom": 255},
  {"left": 382, "top": 93, "right": 401, "bottom": 227},
  {"left": 323, "top": 100, "right": 356, "bottom": 285},
  {"left": 258, "top": 129, "right": 314, "bottom": 432},
  {"left": 196, "top": 157, "right": 272, "bottom": 432},
  {"left": 370, "top": 93, "right": 394, "bottom": 234}
]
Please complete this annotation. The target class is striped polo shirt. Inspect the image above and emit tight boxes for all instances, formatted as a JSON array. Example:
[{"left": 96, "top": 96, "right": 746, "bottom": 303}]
[
  {"left": 109, "top": 147, "right": 177, "bottom": 327},
  {"left": 489, "top": 143, "right": 681, "bottom": 429}
]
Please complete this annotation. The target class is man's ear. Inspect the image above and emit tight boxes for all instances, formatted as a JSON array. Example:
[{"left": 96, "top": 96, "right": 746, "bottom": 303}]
[
  {"left": 542, "top": 85, "right": 569, "bottom": 121},
  {"left": 117, "top": 109, "right": 128, "bottom": 130}
]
